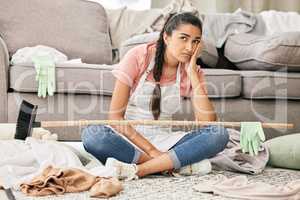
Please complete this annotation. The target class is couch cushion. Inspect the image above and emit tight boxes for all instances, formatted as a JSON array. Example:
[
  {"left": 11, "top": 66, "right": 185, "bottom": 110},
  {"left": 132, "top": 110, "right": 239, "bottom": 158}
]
[
  {"left": 10, "top": 63, "right": 116, "bottom": 95},
  {"left": 119, "top": 32, "right": 218, "bottom": 68},
  {"left": 225, "top": 32, "right": 300, "bottom": 72},
  {"left": 10, "top": 65, "right": 241, "bottom": 98},
  {"left": 0, "top": 0, "right": 112, "bottom": 64},
  {"left": 203, "top": 69, "right": 241, "bottom": 98},
  {"left": 240, "top": 70, "right": 300, "bottom": 99}
]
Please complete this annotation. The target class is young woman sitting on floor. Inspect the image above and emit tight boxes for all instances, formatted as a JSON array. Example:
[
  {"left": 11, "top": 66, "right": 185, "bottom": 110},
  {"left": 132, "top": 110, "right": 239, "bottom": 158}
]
[{"left": 82, "top": 12, "right": 229, "bottom": 180}]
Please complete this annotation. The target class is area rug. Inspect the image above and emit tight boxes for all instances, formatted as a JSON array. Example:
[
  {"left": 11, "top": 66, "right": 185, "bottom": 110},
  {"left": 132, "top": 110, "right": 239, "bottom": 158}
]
[{"left": 3, "top": 167, "right": 300, "bottom": 200}]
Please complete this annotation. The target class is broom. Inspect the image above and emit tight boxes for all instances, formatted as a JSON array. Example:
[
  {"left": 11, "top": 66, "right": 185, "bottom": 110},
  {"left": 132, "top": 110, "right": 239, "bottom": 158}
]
[{"left": 15, "top": 100, "right": 294, "bottom": 140}]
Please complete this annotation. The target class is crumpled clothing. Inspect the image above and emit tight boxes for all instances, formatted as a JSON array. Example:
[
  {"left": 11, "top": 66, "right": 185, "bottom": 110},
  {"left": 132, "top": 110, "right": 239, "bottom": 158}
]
[
  {"left": 0, "top": 137, "right": 114, "bottom": 190},
  {"left": 10, "top": 45, "right": 67, "bottom": 65},
  {"left": 20, "top": 165, "right": 123, "bottom": 198},
  {"left": 0, "top": 138, "right": 82, "bottom": 189},
  {"left": 209, "top": 128, "right": 269, "bottom": 175},
  {"left": 193, "top": 174, "right": 300, "bottom": 200},
  {"left": 202, "top": 8, "right": 257, "bottom": 48},
  {"left": 148, "top": 0, "right": 200, "bottom": 33}
]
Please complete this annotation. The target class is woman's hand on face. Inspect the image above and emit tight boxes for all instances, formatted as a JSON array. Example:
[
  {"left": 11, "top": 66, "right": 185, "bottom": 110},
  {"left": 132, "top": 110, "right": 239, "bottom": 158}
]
[{"left": 186, "top": 41, "right": 203, "bottom": 77}]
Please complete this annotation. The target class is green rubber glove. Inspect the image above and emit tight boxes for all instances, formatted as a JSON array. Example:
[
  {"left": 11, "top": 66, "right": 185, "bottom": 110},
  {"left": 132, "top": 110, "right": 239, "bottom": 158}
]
[
  {"left": 47, "top": 59, "right": 56, "bottom": 96},
  {"left": 32, "top": 54, "right": 55, "bottom": 98},
  {"left": 240, "top": 122, "right": 265, "bottom": 156},
  {"left": 33, "top": 55, "right": 47, "bottom": 98}
]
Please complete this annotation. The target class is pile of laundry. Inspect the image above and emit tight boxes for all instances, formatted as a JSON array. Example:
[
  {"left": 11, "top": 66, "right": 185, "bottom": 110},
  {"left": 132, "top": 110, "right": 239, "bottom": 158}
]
[{"left": 0, "top": 126, "right": 123, "bottom": 199}]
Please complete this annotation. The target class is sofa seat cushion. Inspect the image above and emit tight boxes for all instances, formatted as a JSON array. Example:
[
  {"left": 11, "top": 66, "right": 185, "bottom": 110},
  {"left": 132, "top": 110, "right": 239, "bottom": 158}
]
[
  {"left": 203, "top": 69, "right": 241, "bottom": 98},
  {"left": 10, "top": 65, "right": 241, "bottom": 98},
  {"left": 240, "top": 70, "right": 300, "bottom": 99},
  {"left": 225, "top": 32, "right": 300, "bottom": 72},
  {"left": 9, "top": 63, "right": 116, "bottom": 95},
  {"left": 0, "top": 0, "right": 112, "bottom": 64}
]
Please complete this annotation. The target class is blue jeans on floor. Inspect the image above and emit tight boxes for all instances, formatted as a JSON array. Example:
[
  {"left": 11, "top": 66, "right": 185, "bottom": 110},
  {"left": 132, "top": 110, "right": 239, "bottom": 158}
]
[{"left": 81, "top": 125, "right": 229, "bottom": 169}]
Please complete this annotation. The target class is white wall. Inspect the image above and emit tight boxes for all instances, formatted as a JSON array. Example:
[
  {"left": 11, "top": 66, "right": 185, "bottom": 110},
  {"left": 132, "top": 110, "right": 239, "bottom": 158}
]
[{"left": 91, "top": 0, "right": 151, "bottom": 10}]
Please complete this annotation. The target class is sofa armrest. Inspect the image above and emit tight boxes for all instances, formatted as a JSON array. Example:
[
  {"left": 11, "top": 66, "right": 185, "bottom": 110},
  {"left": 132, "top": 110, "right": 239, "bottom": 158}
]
[{"left": 0, "top": 36, "right": 9, "bottom": 122}]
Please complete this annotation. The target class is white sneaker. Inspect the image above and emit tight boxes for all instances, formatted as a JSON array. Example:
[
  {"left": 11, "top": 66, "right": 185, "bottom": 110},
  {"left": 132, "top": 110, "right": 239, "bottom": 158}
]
[
  {"left": 175, "top": 159, "right": 212, "bottom": 176},
  {"left": 105, "top": 157, "right": 138, "bottom": 181}
]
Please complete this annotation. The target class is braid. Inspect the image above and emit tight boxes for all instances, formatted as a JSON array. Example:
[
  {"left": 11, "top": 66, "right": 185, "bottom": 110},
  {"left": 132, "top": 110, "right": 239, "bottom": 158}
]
[{"left": 150, "top": 31, "right": 165, "bottom": 119}]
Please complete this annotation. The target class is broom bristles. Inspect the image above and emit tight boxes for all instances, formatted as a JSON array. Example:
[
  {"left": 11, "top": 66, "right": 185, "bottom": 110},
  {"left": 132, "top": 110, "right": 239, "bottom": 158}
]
[{"left": 15, "top": 100, "right": 38, "bottom": 140}]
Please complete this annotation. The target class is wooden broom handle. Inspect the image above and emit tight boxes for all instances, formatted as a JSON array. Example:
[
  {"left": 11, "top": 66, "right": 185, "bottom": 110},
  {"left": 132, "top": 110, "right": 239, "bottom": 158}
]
[{"left": 40, "top": 120, "right": 294, "bottom": 129}]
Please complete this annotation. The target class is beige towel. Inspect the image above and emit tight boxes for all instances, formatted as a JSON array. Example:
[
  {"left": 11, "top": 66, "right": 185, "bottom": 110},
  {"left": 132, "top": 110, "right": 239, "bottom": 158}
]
[
  {"left": 90, "top": 177, "right": 123, "bottom": 198},
  {"left": 193, "top": 175, "right": 300, "bottom": 200},
  {"left": 20, "top": 165, "right": 123, "bottom": 198}
]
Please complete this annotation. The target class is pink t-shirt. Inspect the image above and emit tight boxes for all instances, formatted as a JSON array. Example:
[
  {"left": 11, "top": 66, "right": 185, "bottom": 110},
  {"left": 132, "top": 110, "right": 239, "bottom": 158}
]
[{"left": 112, "top": 42, "right": 206, "bottom": 97}]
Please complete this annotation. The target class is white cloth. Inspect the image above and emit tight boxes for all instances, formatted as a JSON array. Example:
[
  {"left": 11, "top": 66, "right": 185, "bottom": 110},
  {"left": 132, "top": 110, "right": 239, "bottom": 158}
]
[
  {"left": 193, "top": 174, "right": 300, "bottom": 200},
  {"left": 0, "top": 138, "right": 114, "bottom": 190},
  {"left": 142, "top": 0, "right": 199, "bottom": 35},
  {"left": 120, "top": 57, "right": 188, "bottom": 152},
  {"left": 10, "top": 45, "right": 68, "bottom": 65},
  {"left": 259, "top": 10, "right": 300, "bottom": 35},
  {"left": 202, "top": 8, "right": 256, "bottom": 48},
  {"left": 0, "top": 123, "right": 17, "bottom": 140},
  {"left": 161, "top": 0, "right": 199, "bottom": 18}
]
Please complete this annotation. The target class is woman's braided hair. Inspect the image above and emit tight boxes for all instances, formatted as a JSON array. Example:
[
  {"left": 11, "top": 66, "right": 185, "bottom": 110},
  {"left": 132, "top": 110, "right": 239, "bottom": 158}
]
[{"left": 150, "top": 12, "right": 202, "bottom": 119}]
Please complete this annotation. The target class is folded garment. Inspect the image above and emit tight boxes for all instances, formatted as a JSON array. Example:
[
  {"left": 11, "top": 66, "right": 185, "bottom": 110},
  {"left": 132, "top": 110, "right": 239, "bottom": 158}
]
[
  {"left": 20, "top": 165, "right": 123, "bottom": 198},
  {"left": 193, "top": 175, "right": 300, "bottom": 200}
]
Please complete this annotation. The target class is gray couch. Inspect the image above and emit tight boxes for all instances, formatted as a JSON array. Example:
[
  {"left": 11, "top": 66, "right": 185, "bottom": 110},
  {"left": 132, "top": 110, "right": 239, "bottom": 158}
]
[{"left": 0, "top": 0, "right": 299, "bottom": 140}]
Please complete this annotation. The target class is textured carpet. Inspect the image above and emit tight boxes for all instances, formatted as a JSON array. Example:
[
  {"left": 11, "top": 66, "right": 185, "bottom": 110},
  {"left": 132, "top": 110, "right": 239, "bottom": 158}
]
[{"left": 4, "top": 167, "right": 300, "bottom": 200}]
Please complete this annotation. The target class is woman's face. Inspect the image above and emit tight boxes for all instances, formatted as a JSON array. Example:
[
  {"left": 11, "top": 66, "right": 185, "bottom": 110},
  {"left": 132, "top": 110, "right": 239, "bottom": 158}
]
[{"left": 164, "top": 24, "right": 202, "bottom": 63}]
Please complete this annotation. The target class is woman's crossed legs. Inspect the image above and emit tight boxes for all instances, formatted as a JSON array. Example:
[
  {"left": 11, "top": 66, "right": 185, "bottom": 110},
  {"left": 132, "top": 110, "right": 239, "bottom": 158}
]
[{"left": 81, "top": 125, "right": 229, "bottom": 177}]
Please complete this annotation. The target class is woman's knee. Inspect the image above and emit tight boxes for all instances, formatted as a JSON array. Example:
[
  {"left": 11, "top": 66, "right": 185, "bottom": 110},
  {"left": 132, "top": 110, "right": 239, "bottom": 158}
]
[
  {"left": 81, "top": 125, "right": 137, "bottom": 164},
  {"left": 81, "top": 125, "right": 112, "bottom": 151},
  {"left": 206, "top": 125, "right": 229, "bottom": 151}
]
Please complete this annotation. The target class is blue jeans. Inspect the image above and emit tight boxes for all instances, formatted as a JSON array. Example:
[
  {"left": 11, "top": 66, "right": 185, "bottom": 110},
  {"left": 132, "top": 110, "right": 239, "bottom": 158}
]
[{"left": 81, "top": 125, "right": 229, "bottom": 169}]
